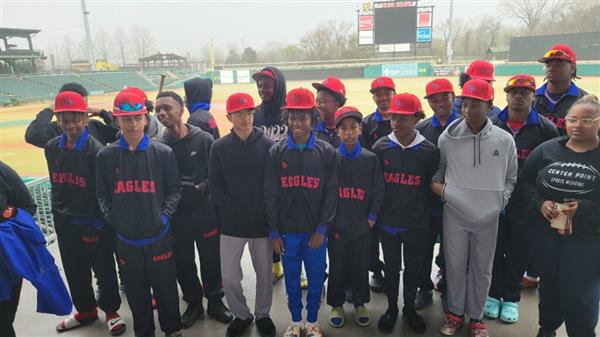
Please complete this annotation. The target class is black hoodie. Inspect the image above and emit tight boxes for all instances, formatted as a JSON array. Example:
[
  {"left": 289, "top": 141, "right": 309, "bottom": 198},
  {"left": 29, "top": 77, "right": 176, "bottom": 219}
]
[
  {"left": 209, "top": 127, "right": 274, "bottom": 238},
  {"left": 0, "top": 161, "right": 37, "bottom": 216},
  {"left": 253, "top": 67, "right": 288, "bottom": 142},
  {"left": 185, "top": 78, "right": 220, "bottom": 140}
]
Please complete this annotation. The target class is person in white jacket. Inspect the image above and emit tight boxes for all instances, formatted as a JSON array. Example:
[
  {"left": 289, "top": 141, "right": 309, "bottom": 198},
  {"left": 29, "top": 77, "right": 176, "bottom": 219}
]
[{"left": 431, "top": 79, "right": 518, "bottom": 337}]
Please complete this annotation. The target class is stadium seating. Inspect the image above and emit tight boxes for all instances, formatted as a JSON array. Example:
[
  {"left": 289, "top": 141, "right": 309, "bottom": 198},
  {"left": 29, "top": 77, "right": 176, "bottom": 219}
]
[
  {"left": 22, "top": 74, "right": 109, "bottom": 93},
  {"left": 0, "top": 76, "right": 55, "bottom": 100},
  {"left": 81, "top": 71, "right": 157, "bottom": 91}
]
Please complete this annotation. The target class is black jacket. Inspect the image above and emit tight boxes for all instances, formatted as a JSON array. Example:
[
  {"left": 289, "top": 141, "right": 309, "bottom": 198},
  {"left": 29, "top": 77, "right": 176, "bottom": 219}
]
[
  {"left": 44, "top": 130, "right": 103, "bottom": 219},
  {"left": 334, "top": 144, "right": 384, "bottom": 241},
  {"left": 491, "top": 108, "right": 559, "bottom": 220},
  {"left": 96, "top": 135, "right": 181, "bottom": 240},
  {"left": 184, "top": 78, "right": 220, "bottom": 140},
  {"left": 534, "top": 82, "right": 587, "bottom": 135},
  {"left": 520, "top": 137, "right": 600, "bottom": 241},
  {"left": 372, "top": 132, "right": 439, "bottom": 230},
  {"left": 264, "top": 133, "right": 338, "bottom": 238},
  {"left": 0, "top": 161, "right": 36, "bottom": 216},
  {"left": 209, "top": 127, "right": 274, "bottom": 238},
  {"left": 162, "top": 124, "right": 216, "bottom": 229},
  {"left": 315, "top": 122, "right": 340, "bottom": 148},
  {"left": 253, "top": 66, "right": 287, "bottom": 130},
  {"left": 360, "top": 110, "right": 392, "bottom": 150},
  {"left": 25, "top": 108, "right": 118, "bottom": 147},
  {"left": 416, "top": 110, "right": 460, "bottom": 146}
]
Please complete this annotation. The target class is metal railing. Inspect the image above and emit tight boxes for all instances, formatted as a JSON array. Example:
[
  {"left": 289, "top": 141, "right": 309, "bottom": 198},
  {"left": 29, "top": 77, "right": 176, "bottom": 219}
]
[{"left": 24, "top": 177, "right": 56, "bottom": 245}]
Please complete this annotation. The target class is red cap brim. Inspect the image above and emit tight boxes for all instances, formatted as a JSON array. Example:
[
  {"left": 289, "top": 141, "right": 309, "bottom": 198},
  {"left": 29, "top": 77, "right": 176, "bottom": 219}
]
[
  {"left": 252, "top": 71, "right": 276, "bottom": 82},
  {"left": 54, "top": 108, "right": 88, "bottom": 113}
]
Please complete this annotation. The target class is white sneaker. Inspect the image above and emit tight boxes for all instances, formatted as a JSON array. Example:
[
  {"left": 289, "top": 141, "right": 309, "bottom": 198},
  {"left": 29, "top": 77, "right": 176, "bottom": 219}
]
[{"left": 282, "top": 323, "right": 302, "bottom": 337}]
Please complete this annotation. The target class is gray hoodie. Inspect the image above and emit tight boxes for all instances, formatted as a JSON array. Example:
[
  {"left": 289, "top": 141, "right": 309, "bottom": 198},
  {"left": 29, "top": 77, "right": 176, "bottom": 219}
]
[{"left": 433, "top": 117, "right": 518, "bottom": 224}]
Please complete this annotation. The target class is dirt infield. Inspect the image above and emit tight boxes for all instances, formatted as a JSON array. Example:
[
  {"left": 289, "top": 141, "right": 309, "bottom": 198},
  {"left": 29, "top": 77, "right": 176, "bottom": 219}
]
[{"left": 1, "top": 76, "right": 599, "bottom": 176}]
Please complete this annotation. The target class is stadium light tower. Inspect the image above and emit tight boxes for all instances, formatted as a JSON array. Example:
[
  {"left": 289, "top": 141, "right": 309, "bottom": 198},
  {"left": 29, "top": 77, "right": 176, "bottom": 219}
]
[
  {"left": 81, "top": 0, "right": 96, "bottom": 71},
  {"left": 446, "top": 0, "right": 454, "bottom": 64}
]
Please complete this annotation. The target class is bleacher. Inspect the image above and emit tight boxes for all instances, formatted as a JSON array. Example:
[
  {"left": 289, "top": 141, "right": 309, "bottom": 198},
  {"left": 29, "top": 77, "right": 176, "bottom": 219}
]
[
  {"left": 0, "top": 76, "right": 55, "bottom": 100},
  {"left": 81, "top": 71, "right": 156, "bottom": 91},
  {"left": 23, "top": 74, "right": 108, "bottom": 93}
]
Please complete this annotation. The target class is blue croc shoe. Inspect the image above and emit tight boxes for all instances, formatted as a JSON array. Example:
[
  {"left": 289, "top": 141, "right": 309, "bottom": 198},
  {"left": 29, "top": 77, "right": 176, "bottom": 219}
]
[
  {"left": 500, "top": 301, "right": 519, "bottom": 323},
  {"left": 484, "top": 297, "right": 501, "bottom": 319}
]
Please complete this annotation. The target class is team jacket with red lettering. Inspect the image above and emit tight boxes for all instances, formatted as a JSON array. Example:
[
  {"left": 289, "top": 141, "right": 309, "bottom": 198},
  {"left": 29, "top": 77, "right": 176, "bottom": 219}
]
[
  {"left": 534, "top": 82, "right": 587, "bottom": 135},
  {"left": 44, "top": 129, "right": 104, "bottom": 219},
  {"left": 334, "top": 144, "right": 384, "bottom": 241},
  {"left": 372, "top": 131, "right": 439, "bottom": 230},
  {"left": 264, "top": 133, "right": 338, "bottom": 238},
  {"left": 360, "top": 109, "right": 392, "bottom": 150},
  {"left": 96, "top": 134, "right": 181, "bottom": 240}
]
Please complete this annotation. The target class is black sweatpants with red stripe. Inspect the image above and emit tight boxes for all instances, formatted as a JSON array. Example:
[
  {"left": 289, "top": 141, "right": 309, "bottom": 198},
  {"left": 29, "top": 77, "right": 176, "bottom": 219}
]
[
  {"left": 54, "top": 214, "right": 121, "bottom": 314},
  {"left": 117, "top": 234, "right": 181, "bottom": 337},
  {"left": 171, "top": 209, "right": 223, "bottom": 303}
]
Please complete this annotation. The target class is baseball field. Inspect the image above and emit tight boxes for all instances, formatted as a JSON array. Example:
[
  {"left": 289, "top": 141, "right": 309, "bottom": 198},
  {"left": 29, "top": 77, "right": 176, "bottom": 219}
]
[{"left": 1, "top": 76, "right": 599, "bottom": 177}]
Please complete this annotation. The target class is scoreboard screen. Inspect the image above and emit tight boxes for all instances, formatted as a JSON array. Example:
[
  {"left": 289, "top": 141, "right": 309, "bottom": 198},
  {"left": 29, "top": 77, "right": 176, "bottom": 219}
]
[{"left": 373, "top": 1, "right": 418, "bottom": 44}]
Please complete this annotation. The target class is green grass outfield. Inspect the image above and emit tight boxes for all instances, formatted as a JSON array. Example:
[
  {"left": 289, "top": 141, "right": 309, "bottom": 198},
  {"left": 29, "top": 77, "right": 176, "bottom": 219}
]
[{"left": 1, "top": 76, "right": 599, "bottom": 177}]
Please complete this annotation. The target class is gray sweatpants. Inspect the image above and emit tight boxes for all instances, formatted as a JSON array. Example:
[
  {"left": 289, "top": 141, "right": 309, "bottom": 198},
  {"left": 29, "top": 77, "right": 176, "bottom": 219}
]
[
  {"left": 220, "top": 234, "right": 273, "bottom": 320},
  {"left": 443, "top": 204, "right": 499, "bottom": 320}
]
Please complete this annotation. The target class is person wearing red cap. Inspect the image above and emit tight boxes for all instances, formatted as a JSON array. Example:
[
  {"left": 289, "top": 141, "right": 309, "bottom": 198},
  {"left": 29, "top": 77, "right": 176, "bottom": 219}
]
[
  {"left": 453, "top": 60, "right": 502, "bottom": 118},
  {"left": 252, "top": 66, "right": 288, "bottom": 284},
  {"left": 44, "top": 91, "right": 126, "bottom": 336},
  {"left": 264, "top": 88, "right": 338, "bottom": 337},
  {"left": 155, "top": 91, "right": 233, "bottom": 328},
  {"left": 25, "top": 82, "right": 119, "bottom": 148},
  {"left": 209, "top": 92, "right": 277, "bottom": 337},
  {"left": 431, "top": 79, "right": 518, "bottom": 337},
  {"left": 535, "top": 43, "right": 588, "bottom": 135},
  {"left": 361, "top": 76, "right": 396, "bottom": 294},
  {"left": 96, "top": 89, "right": 183, "bottom": 337},
  {"left": 184, "top": 78, "right": 220, "bottom": 140},
  {"left": 483, "top": 75, "right": 559, "bottom": 324},
  {"left": 326, "top": 106, "right": 384, "bottom": 329},
  {"left": 414, "top": 78, "right": 459, "bottom": 312},
  {"left": 313, "top": 76, "right": 347, "bottom": 147},
  {"left": 371, "top": 93, "right": 439, "bottom": 334},
  {"left": 119, "top": 86, "right": 165, "bottom": 141}
]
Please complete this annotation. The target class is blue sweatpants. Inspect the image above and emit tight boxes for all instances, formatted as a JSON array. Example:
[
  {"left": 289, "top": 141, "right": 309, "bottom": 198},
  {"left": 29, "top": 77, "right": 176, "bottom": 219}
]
[{"left": 281, "top": 233, "right": 327, "bottom": 324}]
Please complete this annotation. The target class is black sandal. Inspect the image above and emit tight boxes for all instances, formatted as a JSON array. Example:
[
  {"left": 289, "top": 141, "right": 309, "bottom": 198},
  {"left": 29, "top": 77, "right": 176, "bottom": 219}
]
[
  {"left": 226, "top": 316, "right": 253, "bottom": 337},
  {"left": 256, "top": 317, "right": 276, "bottom": 337}
]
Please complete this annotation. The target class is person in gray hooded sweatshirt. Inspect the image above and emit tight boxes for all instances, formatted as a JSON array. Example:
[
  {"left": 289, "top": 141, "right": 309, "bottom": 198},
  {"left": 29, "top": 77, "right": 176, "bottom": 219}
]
[{"left": 431, "top": 79, "right": 518, "bottom": 337}]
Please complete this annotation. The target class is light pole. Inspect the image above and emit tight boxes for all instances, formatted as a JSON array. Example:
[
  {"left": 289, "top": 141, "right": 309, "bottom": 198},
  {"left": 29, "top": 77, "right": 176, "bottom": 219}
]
[
  {"left": 446, "top": 0, "right": 454, "bottom": 64},
  {"left": 81, "top": 0, "right": 96, "bottom": 71}
]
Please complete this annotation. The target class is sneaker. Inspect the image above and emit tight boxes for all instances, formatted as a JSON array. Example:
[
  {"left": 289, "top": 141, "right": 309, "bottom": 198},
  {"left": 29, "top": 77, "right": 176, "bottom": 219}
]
[
  {"left": 282, "top": 324, "right": 301, "bottom": 337},
  {"left": 469, "top": 321, "right": 489, "bottom": 337},
  {"left": 522, "top": 276, "right": 539, "bottom": 289},
  {"left": 304, "top": 323, "right": 323, "bottom": 337},
  {"left": 439, "top": 313, "right": 464, "bottom": 336},
  {"left": 181, "top": 301, "right": 204, "bottom": 328},
  {"left": 415, "top": 289, "right": 433, "bottom": 310},
  {"left": 272, "top": 261, "right": 284, "bottom": 284},
  {"left": 328, "top": 306, "right": 345, "bottom": 328}
]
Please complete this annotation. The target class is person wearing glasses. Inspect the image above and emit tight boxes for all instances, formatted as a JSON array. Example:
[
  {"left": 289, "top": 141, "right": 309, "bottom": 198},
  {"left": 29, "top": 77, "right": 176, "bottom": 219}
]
[
  {"left": 535, "top": 44, "right": 588, "bottom": 135},
  {"left": 96, "top": 89, "right": 183, "bottom": 337},
  {"left": 519, "top": 94, "right": 600, "bottom": 337},
  {"left": 484, "top": 75, "right": 558, "bottom": 324}
]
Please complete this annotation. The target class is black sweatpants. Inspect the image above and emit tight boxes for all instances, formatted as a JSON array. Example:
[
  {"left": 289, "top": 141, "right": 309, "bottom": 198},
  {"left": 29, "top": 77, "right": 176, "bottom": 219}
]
[
  {"left": 0, "top": 279, "right": 22, "bottom": 337},
  {"left": 117, "top": 234, "right": 181, "bottom": 337},
  {"left": 327, "top": 232, "right": 371, "bottom": 307},
  {"left": 172, "top": 212, "right": 223, "bottom": 303},
  {"left": 489, "top": 214, "right": 528, "bottom": 302},
  {"left": 369, "top": 224, "right": 385, "bottom": 275},
  {"left": 532, "top": 223, "right": 600, "bottom": 337},
  {"left": 419, "top": 213, "right": 444, "bottom": 292},
  {"left": 54, "top": 215, "right": 121, "bottom": 314},
  {"left": 381, "top": 228, "right": 429, "bottom": 312}
]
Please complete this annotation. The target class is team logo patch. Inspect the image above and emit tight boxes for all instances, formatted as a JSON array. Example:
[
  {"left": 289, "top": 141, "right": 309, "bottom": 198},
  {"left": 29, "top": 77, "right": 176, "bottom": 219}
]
[
  {"left": 492, "top": 149, "right": 499, "bottom": 156},
  {"left": 63, "top": 98, "right": 72, "bottom": 105},
  {"left": 239, "top": 97, "right": 247, "bottom": 104},
  {"left": 431, "top": 83, "right": 439, "bottom": 90},
  {"left": 190, "top": 151, "right": 197, "bottom": 157},
  {"left": 281, "top": 161, "right": 288, "bottom": 170},
  {"left": 468, "top": 85, "right": 477, "bottom": 93},
  {"left": 383, "top": 158, "right": 390, "bottom": 167},
  {"left": 378, "top": 78, "right": 385, "bottom": 85},
  {"left": 395, "top": 100, "right": 403, "bottom": 108}
]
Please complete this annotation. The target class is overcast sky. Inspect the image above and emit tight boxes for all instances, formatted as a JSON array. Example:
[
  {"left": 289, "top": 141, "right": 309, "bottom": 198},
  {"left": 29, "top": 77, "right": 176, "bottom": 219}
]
[{"left": 1, "top": 0, "right": 502, "bottom": 59}]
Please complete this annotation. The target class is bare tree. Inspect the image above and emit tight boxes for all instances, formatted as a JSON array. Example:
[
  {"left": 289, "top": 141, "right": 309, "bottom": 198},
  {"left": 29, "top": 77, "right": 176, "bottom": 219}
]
[
  {"left": 300, "top": 20, "right": 353, "bottom": 60},
  {"left": 129, "top": 25, "right": 155, "bottom": 65},
  {"left": 502, "top": 0, "right": 562, "bottom": 35},
  {"left": 114, "top": 28, "right": 127, "bottom": 66},
  {"left": 541, "top": 1, "right": 600, "bottom": 34},
  {"left": 94, "top": 29, "right": 110, "bottom": 62},
  {"left": 61, "top": 35, "right": 74, "bottom": 66},
  {"left": 437, "top": 18, "right": 464, "bottom": 57}
]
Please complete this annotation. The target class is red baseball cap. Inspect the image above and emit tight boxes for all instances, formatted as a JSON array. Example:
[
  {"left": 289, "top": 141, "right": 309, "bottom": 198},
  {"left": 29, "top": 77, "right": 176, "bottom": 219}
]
[
  {"left": 461, "top": 79, "right": 494, "bottom": 101},
  {"left": 370, "top": 76, "right": 396, "bottom": 93},
  {"left": 281, "top": 87, "right": 315, "bottom": 110},
  {"left": 424, "top": 78, "right": 454, "bottom": 98},
  {"left": 466, "top": 60, "right": 495, "bottom": 81},
  {"left": 226, "top": 92, "right": 255, "bottom": 114},
  {"left": 252, "top": 69, "right": 276, "bottom": 82},
  {"left": 388, "top": 93, "right": 423, "bottom": 115},
  {"left": 113, "top": 90, "right": 148, "bottom": 117},
  {"left": 335, "top": 106, "right": 363, "bottom": 127},
  {"left": 312, "top": 76, "right": 346, "bottom": 99},
  {"left": 54, "top": 91, "right": 87, "bottom": 113},
  {"left": 121, "top": 86, "right": 148, "bottom": 101},
  {"left": 504, "top": 74, "right": 537, "bottom": 92},
  {"left": 538, "top": 44, "right": 576, "bottom": 64}
]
